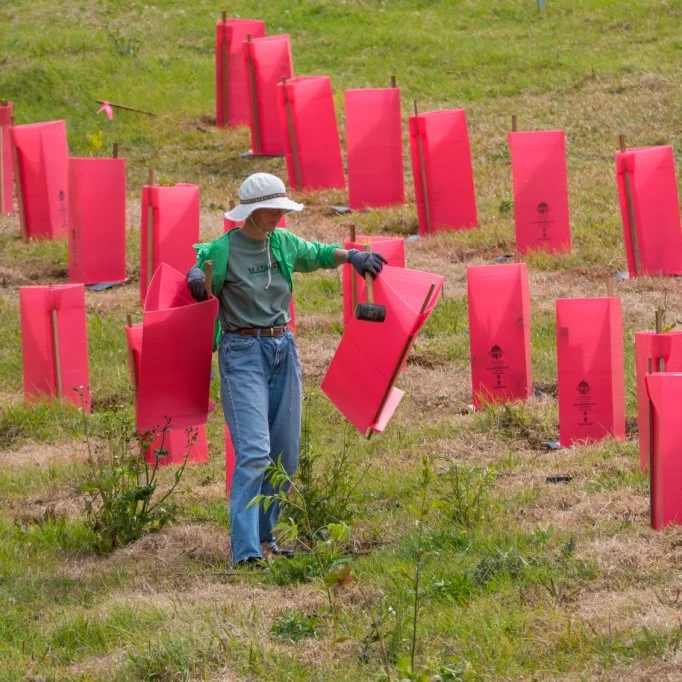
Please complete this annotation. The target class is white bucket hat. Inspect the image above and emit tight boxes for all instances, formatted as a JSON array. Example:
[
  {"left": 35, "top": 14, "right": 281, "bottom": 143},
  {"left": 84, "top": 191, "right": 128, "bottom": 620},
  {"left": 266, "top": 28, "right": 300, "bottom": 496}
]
[{"left": 225, "top": 173, "right": 304, "bottom": 222}]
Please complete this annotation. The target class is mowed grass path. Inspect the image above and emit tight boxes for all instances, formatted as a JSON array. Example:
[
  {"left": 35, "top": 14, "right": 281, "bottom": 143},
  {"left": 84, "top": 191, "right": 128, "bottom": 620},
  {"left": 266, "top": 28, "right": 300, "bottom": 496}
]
[{"left": 1, "top": 1, "right": 682, "bottom": 680}]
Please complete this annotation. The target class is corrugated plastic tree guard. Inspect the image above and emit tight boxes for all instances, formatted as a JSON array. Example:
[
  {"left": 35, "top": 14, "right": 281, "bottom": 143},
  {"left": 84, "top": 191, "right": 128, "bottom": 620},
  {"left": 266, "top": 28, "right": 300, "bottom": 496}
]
[
  {"left": 342, "top": 235, "right": 406, "bottom": 327},
  {"left": 409, "top": 109, "right": 477, "bottom": 235},
  {"left": 508, "top": 130, "right": 571, "bottom": 255},
  {"left": 0, "top": 101, "right": 13, "bottom": 214},
  {"left": 126, "top": 322, "right": 208, "bottom": 465},
  {"left": 322, "top": 265, "right": 443, "bottom": 434},
  {"left": 645, "top": 373, "right": 682, "bottom": 530},
  {"left": 344, "top": 88, "right": 404, "bottom": 210},
  {"left": 244, "top": 34, "right": 293, "bottom": 155},
  {"left": 11, "top": 120, "right": 69, "bottom": 240},
  {"left": 277, "top": 76, "right": 346, "bottom": 191},
  {"left": 634, "top": 331, "right": 682, "bottom": 471},
  {"left": 68, "top": 158, "right": 126, "bottom": 286},
  {"left": 616, "top": 146, "right": 682, "bottom": 276},
  {"left": 140, "top": 183, "right": 200, "bottom": 305},
  {"left": 20, "top": 284, "right": 90, "bottom": 410},
  {"left": 136, "top": 263, "right": 218, "bottom": 432},
  {"left": 215, "top": 18, "right": 265, "bottom": 128},
  {"left": 556, "top": 298, "right": 625, "bottom": 447},
  {"left": 467, "top": 263, "right": 532, "bottom": 409}
]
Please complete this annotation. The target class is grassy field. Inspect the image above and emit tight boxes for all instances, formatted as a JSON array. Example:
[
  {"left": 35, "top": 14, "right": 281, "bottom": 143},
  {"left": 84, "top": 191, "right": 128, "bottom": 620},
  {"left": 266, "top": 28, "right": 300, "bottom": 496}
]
[{"left": 1, "top": 0, "right": 682, "bottom": 680}]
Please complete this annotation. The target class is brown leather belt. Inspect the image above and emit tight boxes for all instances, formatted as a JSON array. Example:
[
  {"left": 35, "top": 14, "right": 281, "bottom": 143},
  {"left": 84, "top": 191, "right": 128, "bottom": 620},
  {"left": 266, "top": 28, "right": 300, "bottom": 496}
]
[{"left": 237, "top": 326, "right": 287, "bottom": 337}]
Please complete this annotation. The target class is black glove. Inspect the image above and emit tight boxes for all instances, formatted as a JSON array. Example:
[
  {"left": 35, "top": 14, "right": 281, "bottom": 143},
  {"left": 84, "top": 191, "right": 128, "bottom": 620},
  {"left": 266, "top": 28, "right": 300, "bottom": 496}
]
[
  {"left": 346, "top": 249, "right": 387, "bottom": 279},
  {"left": 187, "top": 267, "right": 208, "bottom": 301}
]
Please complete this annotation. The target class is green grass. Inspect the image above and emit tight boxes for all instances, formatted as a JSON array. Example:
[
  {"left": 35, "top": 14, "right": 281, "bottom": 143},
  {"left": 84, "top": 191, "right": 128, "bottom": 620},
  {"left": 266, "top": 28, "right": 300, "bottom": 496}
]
[{"left": 1, "top": 0, "right": 682, "bottom": 679}]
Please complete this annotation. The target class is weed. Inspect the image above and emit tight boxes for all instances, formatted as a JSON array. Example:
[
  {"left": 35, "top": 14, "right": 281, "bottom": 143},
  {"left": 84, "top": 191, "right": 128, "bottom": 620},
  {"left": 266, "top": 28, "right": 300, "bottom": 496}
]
[
  {"left": 437, "top": 463, "right": 495, "bottom": 529},
  {"left": 472, "top": 547, "right": 529, "bottom": 588},
  {"left": 270, "top": 610, "right": 319, "bottom": 642}
]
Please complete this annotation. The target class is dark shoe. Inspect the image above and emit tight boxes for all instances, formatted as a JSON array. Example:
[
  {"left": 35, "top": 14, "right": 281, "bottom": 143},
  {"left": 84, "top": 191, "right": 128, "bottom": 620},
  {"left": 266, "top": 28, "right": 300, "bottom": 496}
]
[
  {"left": 234, "top": 556, "right": 265, "bottom": 569},
  {"left": 264, "top": 541, "right": 295, "bottom": 558}
]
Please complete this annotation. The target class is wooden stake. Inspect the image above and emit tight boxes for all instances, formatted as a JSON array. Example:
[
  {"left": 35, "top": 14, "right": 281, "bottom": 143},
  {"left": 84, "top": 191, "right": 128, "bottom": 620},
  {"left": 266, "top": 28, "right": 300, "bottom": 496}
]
[
  {"left": 413, "top": 99, "right": 432, "bottom": 234},
  {"left": 146, "top": 169, "right": 155, "bottom": 290},
  {"left": 390, "top": 74, "right": 397, "bottom": 88},
  {"left": 95, "top": 99, "right": 156, "bottom": 117},
  {"left": 282, "top": 77, "right": 302, "bottom": 189},
  {"left": 349, "top": 225, "right": 358, "bottom": 311},
  {"left": 126, "top": 313, "right": 139, "bottom": 394},
  {"left": 112, "top": 143, "right": 119, "bottom": 158},
  {"left": 366, "top": 282, "right": 437, "bottom": 439},
  {"left": 50, "top": 308, "right": 63, "bottom": 399},
  {"left": 221, "top": 11, "right": 230, "bottom": 127},
  {"left": 647, "top": 356, "right": 655, "bottom": 527},
  {"left": 511, "top": 114, "right": 517, "bottom": 132},
  {"left": 205, "top": 260, "right": 213, "bottom": 297},
  {"left": 246, "top": 34, "right": 262, "bottom": 154},
  {"left": 13, "top": 142, "right": 27, "bottom": 241},
  {"left": 606, "top": 278, "right": 614, "bottom": 297},
  {"left": 619, "top": 134, "right": 641, "bottom": 276},
  {"left": 655, "top": 309, "right": 665, "bottom": 372}
]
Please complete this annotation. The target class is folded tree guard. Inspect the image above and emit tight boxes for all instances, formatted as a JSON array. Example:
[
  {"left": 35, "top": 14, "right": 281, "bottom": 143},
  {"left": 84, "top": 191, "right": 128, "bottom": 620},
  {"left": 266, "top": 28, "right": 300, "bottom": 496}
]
[
  {"left": 20, "top": 284, "right": 90, "bottom": 411},
  {"left": 344, "top": 88, "right": 404, "bottom": 210},
  {"left": 556, "top": 297, "right": 625, "bottom": 447},
  {"left": 134, "top": 263, "right": 218, "bottom": 433},
  {"left": 68, "top": 158, "right": 126, "bottom": 286},
  {"left": 508, "top": 130, "right": 571, "bottom": 255},
  {"left": 645, "top": 372, "right": 682, "bottom": 530},
  {"left": 467, "top": 263, "right": 532, "bottom": 409},
  {"left": 616, "top": 145, "right": 682, "bottom": 277},
  {"left": 634, "top": 331, "right": 682, "bottom": 471},
  {"left": 225, "top": 424, "right": 236, "bottom": 494},
  {"left": 215, "top": 17, "right": 265, "bottom": 128},
  {"left": 0, "top": 101, "right": 13, "bottom": 214},
  {"left": 126, "top": 322, "right": 208, "bottom": 466},
  {"left": 140, "top": 183, "right": 200, "bottom": 305},
  {"left": 244, "top": 34, "right": 293, "bottom": 155},
  {"left": 342, "top": 235, "right": 405, "bottom": 327},
  {"left": 322, "top": 265, "right": 443, "bottom": 435},
  {"left": 277, "top": 76, "right": 346, "bottom": 191},
  {"left": 409, "top": 109, "right": 477, "bottom": 235},
  {"left": 11, "top": 120, "right": 69, "bottom": 240}
]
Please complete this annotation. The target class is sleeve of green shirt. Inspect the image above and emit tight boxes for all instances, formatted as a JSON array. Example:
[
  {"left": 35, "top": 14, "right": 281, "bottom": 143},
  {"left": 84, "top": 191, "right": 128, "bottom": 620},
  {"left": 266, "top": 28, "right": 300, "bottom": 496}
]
[{"left": 287, "top": 232, "right": 340, "bottom": 272}]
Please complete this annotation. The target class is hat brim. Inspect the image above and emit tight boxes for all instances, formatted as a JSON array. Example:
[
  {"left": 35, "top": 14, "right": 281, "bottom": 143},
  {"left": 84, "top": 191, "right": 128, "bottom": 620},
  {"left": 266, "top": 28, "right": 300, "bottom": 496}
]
[{"left": 225, "top": 197, "right": 304, "bottom": 222}]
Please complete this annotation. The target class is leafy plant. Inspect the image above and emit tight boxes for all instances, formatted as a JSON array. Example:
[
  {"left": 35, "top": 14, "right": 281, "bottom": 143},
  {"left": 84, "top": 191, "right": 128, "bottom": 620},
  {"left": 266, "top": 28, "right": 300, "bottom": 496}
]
[
  {"left": 270, "top": 610, "right": 319, "bottom": 642},
  {"left": 437, "top": 464, "right": 495, "bottom": 529},
  {"left": 78, "top": 411, "right": 193, "bottom": 554}
]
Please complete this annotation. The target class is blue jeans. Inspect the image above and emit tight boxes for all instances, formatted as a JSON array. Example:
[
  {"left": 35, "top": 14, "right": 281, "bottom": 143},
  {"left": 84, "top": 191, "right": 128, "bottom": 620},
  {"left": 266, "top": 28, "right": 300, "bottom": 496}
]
[{"left": 219, "top": 329, "right": 302, "bottom": 565}]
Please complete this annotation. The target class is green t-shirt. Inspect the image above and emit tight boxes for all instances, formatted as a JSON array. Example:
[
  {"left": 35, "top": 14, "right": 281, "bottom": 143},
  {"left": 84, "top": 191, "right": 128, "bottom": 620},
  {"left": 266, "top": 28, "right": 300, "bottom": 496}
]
[{"left": 218, "top": 229, "right": 291, "bottom": 331}]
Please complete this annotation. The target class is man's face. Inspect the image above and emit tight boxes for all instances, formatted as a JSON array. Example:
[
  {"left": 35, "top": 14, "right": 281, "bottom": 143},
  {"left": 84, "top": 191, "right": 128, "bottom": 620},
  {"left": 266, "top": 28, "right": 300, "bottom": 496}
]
[{"left": 251, "top": 208, "right": 285, "bottom": 232}]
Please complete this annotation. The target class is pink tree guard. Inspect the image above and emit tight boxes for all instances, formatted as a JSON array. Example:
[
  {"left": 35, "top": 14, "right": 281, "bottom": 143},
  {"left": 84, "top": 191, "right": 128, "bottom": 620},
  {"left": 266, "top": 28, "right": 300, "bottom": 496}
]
[
  {"left": 11, "top": 120, "right": 69, "bottom": 240},
  {"left": 0, "top": 101, "right": 13, "bottom": 214},
  {"left": 556, "top": 297, "right": 625, "bottom": 447},
  {"left": 344, "top": 88, "right": 404, "bottom": 210},
  {"left": 616, "top": 146, "right": 682, "bottom": 277},
  {"left": 508, "top": 130, "right": 571, "bottom": 255},
  {"left": 467, "top": 263, "right": 532, "bottom": 409},
  {"left": 68, "top": 158, "right": 127, "bottom": 286},
  {"left": 409, "top": 109, "right": 477, "bottom": 235}
]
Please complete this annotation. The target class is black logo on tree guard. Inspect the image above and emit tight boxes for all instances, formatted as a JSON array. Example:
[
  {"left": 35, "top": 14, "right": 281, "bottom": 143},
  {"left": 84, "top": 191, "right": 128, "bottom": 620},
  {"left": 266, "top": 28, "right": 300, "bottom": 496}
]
[
  {"left": 537, "top": 202, "right": 549, "bottom": 214},
  {"left": 490, "top": 345, "right": 503, "bottom": 360},
  {"left": 577, "top": 381, "right": 591, "bottom": 395}
]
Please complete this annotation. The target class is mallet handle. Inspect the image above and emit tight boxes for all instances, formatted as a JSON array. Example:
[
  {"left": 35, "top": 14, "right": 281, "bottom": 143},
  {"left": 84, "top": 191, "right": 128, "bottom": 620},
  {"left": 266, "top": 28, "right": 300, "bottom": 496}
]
[
  {"left": 205, "top": 260, "right": 213, "bottom": 297},
  {"left": 349, "top": 225, "right": 357, "bottom": 310}
]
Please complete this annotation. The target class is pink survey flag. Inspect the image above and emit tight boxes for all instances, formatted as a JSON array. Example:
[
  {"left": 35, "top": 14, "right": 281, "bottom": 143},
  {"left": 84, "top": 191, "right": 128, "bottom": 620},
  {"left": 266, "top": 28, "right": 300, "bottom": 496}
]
[
  {"left": 68, "top": 158, "right": 126, "bottom": 286},
  {"left": 634, "top": 331, "right": 682, "bottom": 471},
  {"left": 244, "top": 34, "right": 293, "bottom": 155},
  {"left": 96, "top": 101, "right": 113, "bottom": 120},
  {"left": 135, "top": 263, "right": 218, "bottom": 432},
  {"left": 616, "top": 145, "right": 682, "bottom": 277},
  {"left": 0, "top": 101, "right": 14, "bottom": 214},
  {"left": 508, "top": 130, "right": 571, "bottom": 255},
  {"left": 645, "top": 373, "right": 682, "bottom": 530},
  {"left": 467, "top": 263, "right": 532, "bottom": 409},
  {"left": 20, "top": 284, "right": 90, "bottom": 411},
  {"left": 322, "top": 265, "right": 443, "bottom": 434},
  {"left": 126, "top": 321, "right": 208, "bottom": 466},
  {"left": 215, "top": 17, "right": 266, "bottom": 128},
  {"left": 11, "top": 120, "right": 69, "bottom": 240},
  {"left": 556, "top": 297, "right": 625, "bottom": 447},
  {"left": 344, "top": 88, "right": 404, "bottom": 210},
  {"left": 409, "top": 109, "right": 477, "bottom": 235},
  {"left": 342, "top": 235, "right": 406, "bottom": 327},
  {"left": 277, "top": 76, "right": 346, "bottom": 191},
  {"left": 140, "top": 183, "right": 200, "bottom": 305}
]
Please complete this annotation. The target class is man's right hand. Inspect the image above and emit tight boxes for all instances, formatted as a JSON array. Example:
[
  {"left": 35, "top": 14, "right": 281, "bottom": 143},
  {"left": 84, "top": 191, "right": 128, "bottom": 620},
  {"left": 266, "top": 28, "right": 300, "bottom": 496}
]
[{"left": 187, "top": 267, "right": 208, "bottom": 301}]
